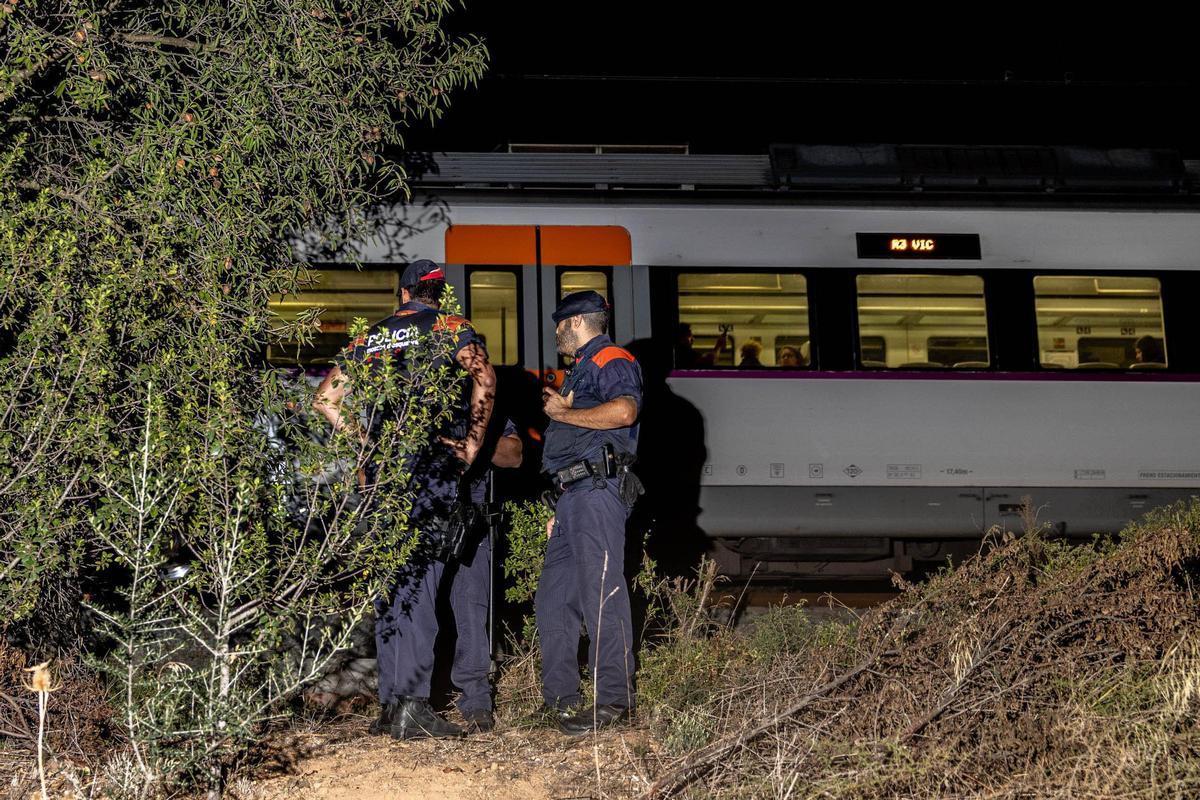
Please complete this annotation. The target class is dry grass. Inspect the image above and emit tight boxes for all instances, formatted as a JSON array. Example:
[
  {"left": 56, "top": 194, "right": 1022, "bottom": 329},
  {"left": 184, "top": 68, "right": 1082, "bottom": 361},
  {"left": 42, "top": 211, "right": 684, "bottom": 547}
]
[{"left": 636, "top": 500, "right": 1200, "bottom": 799}]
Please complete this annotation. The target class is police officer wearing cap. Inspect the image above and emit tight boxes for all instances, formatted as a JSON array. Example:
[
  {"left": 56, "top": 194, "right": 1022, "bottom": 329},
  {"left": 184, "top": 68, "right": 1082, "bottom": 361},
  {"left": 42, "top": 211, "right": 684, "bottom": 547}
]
[
  {"left": 313, "top": 259, "right": 495, "bottom": 740},
  {"left": 537, "top": 290, "right": 644, "bottom": 735}
]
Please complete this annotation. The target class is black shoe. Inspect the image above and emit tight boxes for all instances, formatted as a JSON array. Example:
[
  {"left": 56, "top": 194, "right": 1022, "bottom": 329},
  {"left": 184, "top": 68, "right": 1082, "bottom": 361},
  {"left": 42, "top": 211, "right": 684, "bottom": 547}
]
[
  {"left": 559, "top": 704, "right": 631, "bottom": 736},
  {"left": 536, "top": 703, "right": 577, "bottom": 726},
  {"left": 461, "top": 708, "right": 495, "bottom": 734},
  {"left": 368, "top": 702, "right": 396, "bottom": 735},
  {"left": 390, "top": 697, "right": 464, "bottom": 740}
]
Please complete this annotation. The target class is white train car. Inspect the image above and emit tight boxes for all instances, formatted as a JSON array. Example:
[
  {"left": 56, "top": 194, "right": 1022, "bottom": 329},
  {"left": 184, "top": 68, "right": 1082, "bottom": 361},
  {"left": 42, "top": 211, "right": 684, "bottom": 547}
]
[{"left": 275, "top": 148, "right": 1200, "bottom": 575}]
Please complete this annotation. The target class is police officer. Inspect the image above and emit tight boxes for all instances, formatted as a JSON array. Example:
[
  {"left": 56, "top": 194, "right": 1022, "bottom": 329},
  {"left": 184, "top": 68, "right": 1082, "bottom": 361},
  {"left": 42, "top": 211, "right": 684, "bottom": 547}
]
[
  {"left": 537, "top": 290, "right": 643, "bottom": 735},
  {"left": 313, "top": 259, "right": 495, "bottom": 740},
  {"left": 450, "top": 417, "right": 521, "bottom": 733}
]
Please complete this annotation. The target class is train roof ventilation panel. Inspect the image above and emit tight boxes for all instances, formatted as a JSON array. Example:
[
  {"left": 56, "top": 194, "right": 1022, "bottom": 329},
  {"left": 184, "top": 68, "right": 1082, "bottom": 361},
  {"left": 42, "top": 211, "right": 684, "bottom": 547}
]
[
  {"left": 1053, "top": 147, "right": 1183, "bottom": 192},
  {"left": 507, "top": 143, "right": 691, "bottom": 155},
  {"left": 416, "top": 152, "right": 771, "bottom": 190},
  {"left": 768, "top": 144, "right": 904, "bottom": 188},
  {"left": 771, "top": 144, "right": 1187, "bottom": 193}
]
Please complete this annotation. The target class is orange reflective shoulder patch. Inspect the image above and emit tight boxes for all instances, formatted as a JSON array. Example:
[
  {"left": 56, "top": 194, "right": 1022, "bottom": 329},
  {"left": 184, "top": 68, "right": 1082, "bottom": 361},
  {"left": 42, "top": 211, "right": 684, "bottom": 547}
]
[{"left": 593, "top": 346, "right": 635, "bottom": 368}]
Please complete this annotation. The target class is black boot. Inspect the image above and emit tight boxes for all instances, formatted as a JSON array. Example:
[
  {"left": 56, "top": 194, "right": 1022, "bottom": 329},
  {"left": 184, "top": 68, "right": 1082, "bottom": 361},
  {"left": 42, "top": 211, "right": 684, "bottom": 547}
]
[
  {"left": 537, "top": 704, "right": 577, "bottom": 726},
  {"left": 368, "top": 702, "right": 396, "bottom": 735},
  {"left": 461, "top": 708, "right": 495, "bottom": 734},
  {"left": 559, "top": 704, "right": 631, "bottom": 736},
  {"left": 390, "top": 696, "right": 464, "bottom": 740}
]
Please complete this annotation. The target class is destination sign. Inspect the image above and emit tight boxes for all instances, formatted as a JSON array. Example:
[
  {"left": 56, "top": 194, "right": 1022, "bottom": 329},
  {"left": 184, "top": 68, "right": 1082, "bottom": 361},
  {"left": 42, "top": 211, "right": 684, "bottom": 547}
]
[{"left": 856, "top": 233, "right": 982, "bottom": 260}]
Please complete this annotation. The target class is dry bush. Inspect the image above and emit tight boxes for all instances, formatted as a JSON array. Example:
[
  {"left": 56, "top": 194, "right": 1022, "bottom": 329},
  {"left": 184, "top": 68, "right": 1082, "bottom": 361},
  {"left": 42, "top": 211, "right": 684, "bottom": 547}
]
[
  {"left": 493, "top": 618, "right": 547, "bottom": 726},
  {"left": 641, "top": 499, "right": 1200, "bottom": 799},
  {"left": 0, "top": 639, "right": 113, "bottom": 761}
]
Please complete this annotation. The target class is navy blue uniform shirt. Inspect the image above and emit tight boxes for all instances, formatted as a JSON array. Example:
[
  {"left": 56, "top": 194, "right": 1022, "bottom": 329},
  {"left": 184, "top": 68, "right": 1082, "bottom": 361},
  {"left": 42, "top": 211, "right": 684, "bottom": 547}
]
[
  {"left": 338, "top": 300, "right": 483, "bottom": 439},
  {"left": 543, "top": 334, "right": 642, "bottom": 473}
]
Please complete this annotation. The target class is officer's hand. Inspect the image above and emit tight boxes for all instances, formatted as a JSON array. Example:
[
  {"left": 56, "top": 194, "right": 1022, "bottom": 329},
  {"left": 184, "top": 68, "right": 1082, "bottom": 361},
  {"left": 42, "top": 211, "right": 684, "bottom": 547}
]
[
  {"left": 438, "top": 435, "right": 480, "bottom": 466},
  {"left": 546, "top": 514, "right": 555, "bottom": 539},
  {"left": 542, "top": 388, "right": 575, "bottom": 421}
]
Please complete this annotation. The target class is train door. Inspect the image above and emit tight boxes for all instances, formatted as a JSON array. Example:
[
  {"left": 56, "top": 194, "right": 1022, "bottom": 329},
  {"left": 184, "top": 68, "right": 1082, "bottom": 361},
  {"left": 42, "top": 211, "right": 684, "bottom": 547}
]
[{"left": 444, "top": 224, "right": 636, "bottom": 382}]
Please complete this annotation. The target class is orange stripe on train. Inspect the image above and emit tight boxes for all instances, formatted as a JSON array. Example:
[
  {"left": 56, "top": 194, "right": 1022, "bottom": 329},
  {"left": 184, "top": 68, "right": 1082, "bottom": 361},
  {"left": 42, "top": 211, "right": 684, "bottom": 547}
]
[{"left": 593, "top": 346, "right": 635, "bottom": 368}]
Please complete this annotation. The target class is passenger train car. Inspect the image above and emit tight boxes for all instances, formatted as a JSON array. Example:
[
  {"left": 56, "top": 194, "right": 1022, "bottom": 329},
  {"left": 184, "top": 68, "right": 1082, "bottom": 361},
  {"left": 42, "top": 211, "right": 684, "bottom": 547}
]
[{"left": 273, "top": 146, "right": 1200, "bottom": 576}]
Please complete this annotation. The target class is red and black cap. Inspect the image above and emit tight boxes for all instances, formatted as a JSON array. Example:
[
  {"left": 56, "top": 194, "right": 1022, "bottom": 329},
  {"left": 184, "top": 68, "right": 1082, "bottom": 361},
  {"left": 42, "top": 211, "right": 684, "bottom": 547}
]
[
  {"left": 552, "top": 290, "right": 609, "bottom": 323},
  {"left": 400, "top": 258, "right": 445, "bottom": 289}
]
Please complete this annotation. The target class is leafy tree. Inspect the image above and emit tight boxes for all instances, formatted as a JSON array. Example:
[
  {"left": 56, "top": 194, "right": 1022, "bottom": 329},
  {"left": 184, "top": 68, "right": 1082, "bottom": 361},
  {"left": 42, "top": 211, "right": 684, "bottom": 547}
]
[{"left": 1, "top": 0, "right": 485, "bottom": 793}]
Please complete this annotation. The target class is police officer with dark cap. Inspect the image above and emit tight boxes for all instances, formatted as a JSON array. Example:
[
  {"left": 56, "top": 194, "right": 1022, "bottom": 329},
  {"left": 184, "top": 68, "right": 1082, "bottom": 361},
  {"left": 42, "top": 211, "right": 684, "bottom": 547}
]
[
  {"left": 537, "top": 289, "right": 644, "bottom": 735},
  {"left": 313, "top": 258, "right": 495, "bottom": 740}
]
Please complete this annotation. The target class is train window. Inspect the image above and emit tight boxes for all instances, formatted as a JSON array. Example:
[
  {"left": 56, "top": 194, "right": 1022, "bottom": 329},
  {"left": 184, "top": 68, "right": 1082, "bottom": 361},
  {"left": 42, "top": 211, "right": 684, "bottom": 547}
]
[
  {"left": 1033, "top": 276, "right": 1167, "bottom": 369},
  {"left": 675, "top": 272, "right": 809, "bottom": 368},
  {"left": 860, "top": 335, "right": 887, "bottom": 365},
  {"left": 855, "top": 274, "right": 989, "bottom": 369},
  {"left": 559, "top": 270, "right": 609, "bottom": 299},
  {"left": 927, "top": 336, "right": 988, "bottom": 366},
  {"left": 466, "top": 270, "right": 521, "bottom": 365},
  {"left": 268, "top": 267, "right": 397, "bottom": 365}
]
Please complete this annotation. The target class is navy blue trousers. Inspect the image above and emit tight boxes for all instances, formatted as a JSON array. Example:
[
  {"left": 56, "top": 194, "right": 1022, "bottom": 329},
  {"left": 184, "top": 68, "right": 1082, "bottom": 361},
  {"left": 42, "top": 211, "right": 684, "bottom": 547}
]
[
  {"left": 373, "top": 451, "right": 461, "bottom": 704},
  {"left": 449, "top": 534, "right": 492, "bottom": 713},
  {"left": 374, "top": 552, "right": 444, "bottom": 703},
  {"left": 535, "top": 478, "right": 635, "bottom": 709}
]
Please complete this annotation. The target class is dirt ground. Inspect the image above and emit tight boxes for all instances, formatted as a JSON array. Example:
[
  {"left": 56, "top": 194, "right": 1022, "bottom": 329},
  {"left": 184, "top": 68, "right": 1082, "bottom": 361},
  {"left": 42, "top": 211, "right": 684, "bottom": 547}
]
[{"left": 247, "top": 716, "right": 655, "bottom": 800}]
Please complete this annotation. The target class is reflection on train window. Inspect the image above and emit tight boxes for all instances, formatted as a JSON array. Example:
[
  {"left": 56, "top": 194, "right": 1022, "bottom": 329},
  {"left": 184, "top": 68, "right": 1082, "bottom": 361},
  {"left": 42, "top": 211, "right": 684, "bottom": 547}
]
[
  {"left": 859, "top": 335, "right": 887, "bottom": 367},
  {"left": 1034, "top": 276, "right": 1167, "bottom": 369},
  {"left": 559, "top": 270, "right": 609, "bottom": 299},
  {"left": 675, "top": 272, "right": 809, "bottom": 368},
  {"left": 268, "top": 268, "right": 396, "bottom": 365},
  {"left": 856, "top": 274, "right": 989, "bottom": 369},
  {"left": 467, "top": 270, "right": 521, "bottom": 365}
]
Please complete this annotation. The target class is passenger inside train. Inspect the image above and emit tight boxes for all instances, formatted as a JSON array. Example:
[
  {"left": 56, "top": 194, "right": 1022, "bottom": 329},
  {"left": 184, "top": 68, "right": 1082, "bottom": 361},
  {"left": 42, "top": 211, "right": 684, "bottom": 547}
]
[
  {"left": 738, "top": 340, "right": 764, "bottom": 368},
  {"left": 777, "top": 345, "right": 805, "bottom": 369}
]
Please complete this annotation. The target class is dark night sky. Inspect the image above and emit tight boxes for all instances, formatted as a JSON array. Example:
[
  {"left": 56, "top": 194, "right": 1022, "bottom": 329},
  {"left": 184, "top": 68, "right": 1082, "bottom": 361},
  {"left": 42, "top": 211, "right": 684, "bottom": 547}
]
[{"left": 408, "top": 3, "right": 1200, "bottom": 156}]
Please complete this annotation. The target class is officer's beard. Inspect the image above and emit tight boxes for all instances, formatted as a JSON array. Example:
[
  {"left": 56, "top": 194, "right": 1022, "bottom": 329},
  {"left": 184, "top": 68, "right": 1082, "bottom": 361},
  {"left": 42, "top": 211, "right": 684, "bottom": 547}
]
[{"left": 555, "top": 325, "right": 577, "bottom": 355}]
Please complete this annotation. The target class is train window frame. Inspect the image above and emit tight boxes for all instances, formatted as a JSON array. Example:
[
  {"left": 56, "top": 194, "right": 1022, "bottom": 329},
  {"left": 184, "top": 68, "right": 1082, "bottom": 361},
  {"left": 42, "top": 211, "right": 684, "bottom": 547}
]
[
  {"left": 464, "top": 266, "right": 524, "bottom": 366},
  {"left": 668, "top": 267, "right": 814, "bottom": 370},
  {"left": 266, "top": 261, "right": 399, "bottom": 367},
  {"left": 852, "top": 270, "right": 992, "bottom": 370},
  {"left": 1031, "top": 272, "right": 1170, "bottom": 372}
]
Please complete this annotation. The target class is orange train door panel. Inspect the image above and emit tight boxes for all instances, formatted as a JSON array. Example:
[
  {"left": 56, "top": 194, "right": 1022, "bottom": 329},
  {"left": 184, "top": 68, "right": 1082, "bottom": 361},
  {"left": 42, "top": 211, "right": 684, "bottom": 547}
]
[
  {"left": 445, "top": 225, "right": 537, "bottom": 266},
  {"left": 538, "top": 226, "right": 632, "bottom": 266},
  {"left": 444, "top": 224, "right": 631, "bottom": 266}
]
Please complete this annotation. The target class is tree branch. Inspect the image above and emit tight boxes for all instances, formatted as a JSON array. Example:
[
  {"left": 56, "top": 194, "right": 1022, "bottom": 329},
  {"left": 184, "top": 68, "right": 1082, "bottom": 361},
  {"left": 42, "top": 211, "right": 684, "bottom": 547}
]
[{"left": 119, "top": 33, "right": 204, "bottom": 51}]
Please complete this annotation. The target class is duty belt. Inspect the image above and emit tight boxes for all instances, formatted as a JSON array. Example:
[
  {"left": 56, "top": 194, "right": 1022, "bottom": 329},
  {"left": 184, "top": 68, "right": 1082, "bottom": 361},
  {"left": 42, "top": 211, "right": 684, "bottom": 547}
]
[
  {"left": 552, "top": 458, "right": 612, "bottom": 489},
  {"left": 550, "top": 443, "right": 634, "bottom": 489}
]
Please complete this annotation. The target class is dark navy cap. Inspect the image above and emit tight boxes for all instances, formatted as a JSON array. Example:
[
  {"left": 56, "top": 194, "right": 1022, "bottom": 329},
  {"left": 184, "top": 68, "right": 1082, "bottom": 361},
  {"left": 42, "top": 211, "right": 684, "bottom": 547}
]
[
  {"left": 552, "top": 290, "right": 609, "bottom": 323},
  {"left": 400, "top": 258, "right": 445, "bottom": 289}
]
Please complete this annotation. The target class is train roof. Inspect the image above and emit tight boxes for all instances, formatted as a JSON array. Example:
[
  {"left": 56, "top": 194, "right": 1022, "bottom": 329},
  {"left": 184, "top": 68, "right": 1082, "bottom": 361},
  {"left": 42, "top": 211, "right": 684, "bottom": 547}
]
[{"left": 408, "top": 145, "right": 1200, "bottom": 209}]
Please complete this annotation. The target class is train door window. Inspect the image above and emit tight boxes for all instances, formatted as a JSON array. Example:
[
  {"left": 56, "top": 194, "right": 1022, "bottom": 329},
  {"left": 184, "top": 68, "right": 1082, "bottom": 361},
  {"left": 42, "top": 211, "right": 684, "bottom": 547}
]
[
  {"left": 1033, "top": 276, "right": 1166, "bottom": 369},
  {"left": 558, "top": 269, "right": 610, "bottom": 300},
  {"left": 555, "top": 268, "right": 613, "bottom": 367},
  {"left": 675, "top": 272, "right": 809, "bottom": 369},
  {"left": 855, "top": 274, "right": 989, "bottom": 368},
  {"left": 466, "top": 269, "right": 521, "bottom": 365},
  {"left": 268, "top": 267, "right": 397, "bottom": 366}
]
